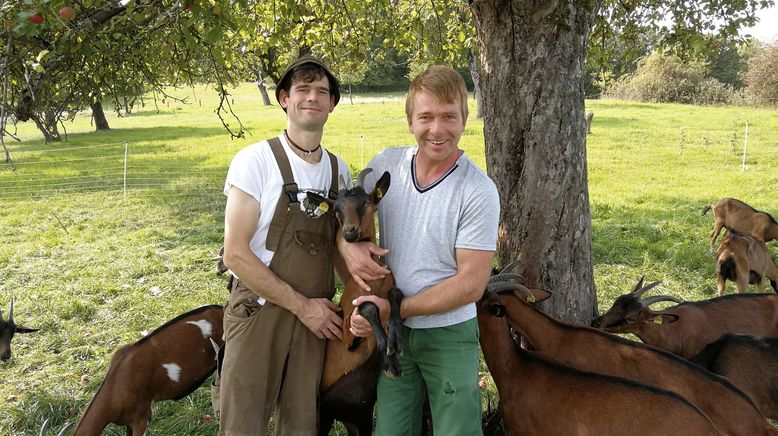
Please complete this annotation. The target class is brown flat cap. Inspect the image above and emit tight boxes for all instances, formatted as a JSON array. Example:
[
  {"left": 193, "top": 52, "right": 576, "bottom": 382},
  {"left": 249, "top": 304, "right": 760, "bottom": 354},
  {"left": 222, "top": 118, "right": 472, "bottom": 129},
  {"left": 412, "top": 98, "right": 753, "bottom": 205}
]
[{"left": 275, "top": 55, "right": 341, "bottom": 109}]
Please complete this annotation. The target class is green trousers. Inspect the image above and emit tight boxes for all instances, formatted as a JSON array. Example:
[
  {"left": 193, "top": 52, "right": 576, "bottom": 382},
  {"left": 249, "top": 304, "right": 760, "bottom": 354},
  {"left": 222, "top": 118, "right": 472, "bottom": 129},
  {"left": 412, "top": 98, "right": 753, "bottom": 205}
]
[{"left": 375, "top": 318, "right": 483, "bottom": 436}]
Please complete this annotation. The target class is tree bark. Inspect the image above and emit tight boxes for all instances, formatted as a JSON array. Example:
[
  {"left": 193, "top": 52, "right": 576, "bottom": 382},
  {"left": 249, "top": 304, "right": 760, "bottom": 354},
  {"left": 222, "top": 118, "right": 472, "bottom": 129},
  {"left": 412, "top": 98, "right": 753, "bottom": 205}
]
[
  {"left": 469, "top": 51, "right": 483, "bottom": 119},
  {"left": 471, "top": 0, "right": 600, "bottom": 324},
  {"left": 256, "top": 67, "right": 272, "bottom": 106},
  {"left": 90, "top": 97, "right": 110, "bottom": 130}
]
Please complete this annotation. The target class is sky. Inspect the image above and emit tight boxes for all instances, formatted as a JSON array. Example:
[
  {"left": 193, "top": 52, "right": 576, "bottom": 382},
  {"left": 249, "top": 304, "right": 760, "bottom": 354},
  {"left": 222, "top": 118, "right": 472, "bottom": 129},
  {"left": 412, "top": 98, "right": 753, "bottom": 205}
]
[{"left": 745, "top": 4, "right": 778, "bottom": 42}]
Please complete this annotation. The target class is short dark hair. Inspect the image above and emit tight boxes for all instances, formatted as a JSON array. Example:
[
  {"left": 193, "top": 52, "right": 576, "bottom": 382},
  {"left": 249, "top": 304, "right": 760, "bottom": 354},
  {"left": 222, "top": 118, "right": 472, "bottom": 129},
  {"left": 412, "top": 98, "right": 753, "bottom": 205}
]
[{"left": 278, "top": 64, "right": 337, "bottom": 99}]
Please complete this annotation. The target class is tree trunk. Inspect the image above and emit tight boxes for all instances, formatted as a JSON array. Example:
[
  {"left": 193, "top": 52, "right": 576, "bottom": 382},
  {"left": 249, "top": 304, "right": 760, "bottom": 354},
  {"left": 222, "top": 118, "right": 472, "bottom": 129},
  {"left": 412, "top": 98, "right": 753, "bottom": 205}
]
[
  {"left": 469, "top": 51, "right": 483, "bottom": 119},
  {"left": 90, "top": 97, "right": 110, "bottom": 130},
  {"left": 256, "top": 67, "right": 272, "bottom": 106},
  {"left": 31, "top": 110, "right": 61, "bottom": 142},
  {"left": 471, "top": 0, "right": 599, "bottom": 324}
]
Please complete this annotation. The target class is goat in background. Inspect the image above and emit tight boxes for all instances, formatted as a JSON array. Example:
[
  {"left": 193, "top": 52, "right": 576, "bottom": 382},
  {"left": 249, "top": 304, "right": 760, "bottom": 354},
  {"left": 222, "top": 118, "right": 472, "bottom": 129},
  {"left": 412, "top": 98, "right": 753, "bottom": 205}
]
[
  {"left": 702, "top": 198, "right": 778, "bottom": 249},
  {"left": 1, "top": 296, "right": 39, "bottom": 362},
  {"left": 591, "top": 279, "right": 778, "bottom": 358},
  {"left": 716, "top": 231, "right": 778, "bottom": 295},
  {"left": 73, "top": 304, "right": 224, "bottom": 435}
]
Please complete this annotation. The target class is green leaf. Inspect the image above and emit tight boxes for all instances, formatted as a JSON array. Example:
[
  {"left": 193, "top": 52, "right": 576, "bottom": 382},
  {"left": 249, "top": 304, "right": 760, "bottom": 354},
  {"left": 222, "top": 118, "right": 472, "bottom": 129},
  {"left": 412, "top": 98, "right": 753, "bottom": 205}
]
[{"left": 36, "top": 49, "right": 49, "bottom": 63}]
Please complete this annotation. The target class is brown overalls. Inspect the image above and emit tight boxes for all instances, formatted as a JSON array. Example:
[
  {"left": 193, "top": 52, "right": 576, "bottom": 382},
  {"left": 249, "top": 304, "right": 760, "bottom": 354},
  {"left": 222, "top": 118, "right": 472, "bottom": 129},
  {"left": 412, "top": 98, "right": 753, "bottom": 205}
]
[{"left": 218, "top": 137, "right": 339, "bottom": 436}]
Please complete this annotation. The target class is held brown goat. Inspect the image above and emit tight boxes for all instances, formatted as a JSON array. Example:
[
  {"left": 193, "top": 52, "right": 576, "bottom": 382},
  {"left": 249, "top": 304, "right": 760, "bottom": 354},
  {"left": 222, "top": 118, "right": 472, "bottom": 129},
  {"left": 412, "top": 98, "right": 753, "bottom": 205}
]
[
  {"left": 702, "top": 197, "right": 778, "bottom": 249},
  {"left": 716, "top": 231, "right": 778, "bottom": 295},
  {"left": 316, "top": 168, "right": 404, "bottom": 436},
  {"left": 73, "top": 305, "right": 224, "bottom": 435},
  {"left": 591, "top": 279, "right": 778, "bottom": 358},
  {"left": 0, "top": 297, "right": 39, "bottom": 362},
  {"left": 691, "top": 333, "right": 778, "bottom": 420},
  {"left": 487, "top": 270, "right": 774, "bottom": 436},
  {"left": 477, "top": 286, "right": 725, "bottom": 436}
]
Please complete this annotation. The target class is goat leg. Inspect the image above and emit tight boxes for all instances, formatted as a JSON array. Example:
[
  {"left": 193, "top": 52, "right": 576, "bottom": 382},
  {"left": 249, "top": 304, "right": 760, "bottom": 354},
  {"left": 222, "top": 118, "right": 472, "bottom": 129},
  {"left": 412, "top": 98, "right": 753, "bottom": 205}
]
[
  {"left": 357, "top": 302, "right": 403, "bottom": 378},
  {"left": 386, "top": 288, "right": 405, "bottom": 357},
  {"left": 357, "top": 302, "right": 388, "bottom": 357}
]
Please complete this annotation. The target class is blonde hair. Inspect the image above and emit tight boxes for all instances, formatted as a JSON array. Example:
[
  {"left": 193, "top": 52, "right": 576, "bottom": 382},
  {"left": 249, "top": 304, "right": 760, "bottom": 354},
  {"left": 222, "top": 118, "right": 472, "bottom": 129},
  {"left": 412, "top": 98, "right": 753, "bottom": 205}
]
[{"left": 405, "top": 65, "right": 469, "bottom": 121}]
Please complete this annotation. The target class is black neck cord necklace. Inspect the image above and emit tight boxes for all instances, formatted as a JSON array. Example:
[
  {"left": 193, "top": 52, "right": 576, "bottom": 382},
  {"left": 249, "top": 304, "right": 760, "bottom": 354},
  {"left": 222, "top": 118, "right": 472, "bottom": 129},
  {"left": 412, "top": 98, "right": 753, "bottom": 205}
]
[{"left": 284, "top": 130, "right": 321, "bottom": 157}]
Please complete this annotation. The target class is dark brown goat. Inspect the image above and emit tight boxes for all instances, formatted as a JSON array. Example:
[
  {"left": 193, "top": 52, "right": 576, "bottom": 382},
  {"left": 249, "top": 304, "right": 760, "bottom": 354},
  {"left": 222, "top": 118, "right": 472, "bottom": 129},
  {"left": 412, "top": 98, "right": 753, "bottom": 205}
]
[
  {"left": 0, "top": 297, "right": 39, "bottom": 362},
  {"left": 73, "top": 305, "right": 224, "bottom": 435},
  {"left": 317, "top": 168, "right": 404, "bottom": 436},
  {"left": 487, "top": 271, "right": 774, "bottom": 435},
  {"left": 716, "top": 231, "right": 778, "bottom": 295},
  {"left": 477, "top": 287, "right": 725, "bottom": 436},
  {"left": 703, "top": 197, "right": 778, "bottom": 249},
  {"left": 591, "top": 278, "right": 778, "bottom": 358},
  {"left": 691, "top": 333, "right": 778, "bottom": 420}
]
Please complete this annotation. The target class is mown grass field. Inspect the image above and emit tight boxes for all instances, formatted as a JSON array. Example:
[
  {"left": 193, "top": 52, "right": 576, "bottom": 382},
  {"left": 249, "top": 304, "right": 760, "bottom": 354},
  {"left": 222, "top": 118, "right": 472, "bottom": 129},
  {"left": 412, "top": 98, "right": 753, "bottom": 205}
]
[{"left": 1, "top": 83, "right": 777, "bottom": 435}]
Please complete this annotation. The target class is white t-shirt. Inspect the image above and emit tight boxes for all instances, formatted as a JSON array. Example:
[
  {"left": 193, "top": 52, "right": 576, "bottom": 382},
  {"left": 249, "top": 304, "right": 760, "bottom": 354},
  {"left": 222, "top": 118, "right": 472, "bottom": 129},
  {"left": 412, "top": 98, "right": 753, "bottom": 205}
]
[
  {"left": 224, "top": 134, "right": 351, "bottom": 269},
  {"left": 364, "top": 146, "right": 500, "bottom": 328}
]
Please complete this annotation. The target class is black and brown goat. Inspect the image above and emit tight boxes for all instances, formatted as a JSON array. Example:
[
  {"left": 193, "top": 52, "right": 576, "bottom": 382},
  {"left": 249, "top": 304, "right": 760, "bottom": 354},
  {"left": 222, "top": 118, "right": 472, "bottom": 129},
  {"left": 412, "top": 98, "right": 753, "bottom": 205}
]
[
  {"left": 487, "top": 270, "right": 774, "bottom": 435},
  {"left": 316, "top": 168, "right": 404, "bottom": 436},
  {"left": 476, "top": 284, "right": 725, "bottom": 435},
  {"left": 73, "top": 305, "right": 224, "bottom": 435},
  {"left": 0, "top": 297, "right": 39, "bottom": 362},
  {"left": 591, "top": 279, "right": 778, "bottom": 358},
  {"left": 702, "top": 197, "right": 778, "bottom": 249},
  {"left": 716, "top": 231, "right": 778, "bottom": 295},
  {"left": 691, "top": 333, "right": 778, "bottom": 420}
]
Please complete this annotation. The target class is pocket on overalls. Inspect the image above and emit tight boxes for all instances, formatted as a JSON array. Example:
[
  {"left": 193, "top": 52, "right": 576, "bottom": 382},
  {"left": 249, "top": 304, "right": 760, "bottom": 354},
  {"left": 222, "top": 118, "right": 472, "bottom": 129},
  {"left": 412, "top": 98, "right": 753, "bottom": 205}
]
[
  {"left": 224, "top": 283, "right": 263, "bottom": 341},
  {"left": 293, "top": 230, "right": 330, "bottom": 256}
]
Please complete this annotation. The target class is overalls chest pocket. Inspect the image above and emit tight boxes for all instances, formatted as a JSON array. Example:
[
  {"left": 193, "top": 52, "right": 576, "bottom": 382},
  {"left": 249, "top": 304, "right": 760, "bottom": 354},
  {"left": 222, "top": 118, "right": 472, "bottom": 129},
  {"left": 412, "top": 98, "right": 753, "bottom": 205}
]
[{"left": 294, "top": 230, "right": 330, "bottom": 256}]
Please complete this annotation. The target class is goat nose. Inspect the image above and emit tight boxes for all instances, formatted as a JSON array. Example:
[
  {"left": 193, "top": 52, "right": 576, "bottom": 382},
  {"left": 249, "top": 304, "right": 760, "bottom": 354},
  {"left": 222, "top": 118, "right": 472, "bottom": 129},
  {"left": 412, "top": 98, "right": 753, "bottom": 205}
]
[
  {"left": 343, "top": 227, "right": 360, "bottom": 242},
  {"left": 1, "top": 351, "right": 9, "bottom": 361}
]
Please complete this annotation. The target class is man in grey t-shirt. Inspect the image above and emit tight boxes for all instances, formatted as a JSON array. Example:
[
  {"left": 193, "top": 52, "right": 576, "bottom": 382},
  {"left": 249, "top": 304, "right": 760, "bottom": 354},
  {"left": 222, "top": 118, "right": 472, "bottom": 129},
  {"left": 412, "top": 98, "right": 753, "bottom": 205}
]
[{"left": 341, "top": 65, "right": 500, "bottom": 436}]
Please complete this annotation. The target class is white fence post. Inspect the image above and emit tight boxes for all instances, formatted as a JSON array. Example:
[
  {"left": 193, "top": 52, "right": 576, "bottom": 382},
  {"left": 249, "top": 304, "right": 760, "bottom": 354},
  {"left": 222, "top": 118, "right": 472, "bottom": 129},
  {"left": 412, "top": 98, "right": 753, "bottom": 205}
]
[
  {"left": 741, "top": 121, "right": 749, "bottom": 173},
  {"left": 123, "top": 141, "right": 128, "bottom": 201}
]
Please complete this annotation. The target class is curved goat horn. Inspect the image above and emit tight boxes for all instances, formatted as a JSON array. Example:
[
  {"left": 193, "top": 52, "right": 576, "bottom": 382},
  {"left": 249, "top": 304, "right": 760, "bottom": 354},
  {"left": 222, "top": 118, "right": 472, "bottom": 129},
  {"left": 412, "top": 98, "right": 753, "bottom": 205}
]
[
  {"left": 498, "top": 260, "right": 521, "bottom": 275},
  {"left": 356, "top": 168, "right": 373, "bottom": 188},
  {"left": 488, "top": 273, "right": 525, "bottom": 284},
  {"left": 338, "top": 175, "right": 349, "bottom": 191},
  {"left": 633, "top": 280, "right": 661, "bottom": 299},
  {"left": 8, "top": 296, "right": 13, "bottom": 323},
  {"left": 487, "top": 281, "right": 521, "bottom": 294},
  {"left": 631, "top": 276, "right": 645, "bottom": 294},
  {"left": 640, "top": 295, "right": 683, "bottom": 308}
]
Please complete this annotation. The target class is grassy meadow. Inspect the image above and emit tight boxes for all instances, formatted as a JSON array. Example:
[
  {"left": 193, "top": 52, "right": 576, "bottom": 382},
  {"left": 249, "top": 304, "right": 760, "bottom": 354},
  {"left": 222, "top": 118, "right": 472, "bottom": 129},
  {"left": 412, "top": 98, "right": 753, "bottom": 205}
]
[{"left": 0, "top": 83, "right": 777, "bottom": 435}]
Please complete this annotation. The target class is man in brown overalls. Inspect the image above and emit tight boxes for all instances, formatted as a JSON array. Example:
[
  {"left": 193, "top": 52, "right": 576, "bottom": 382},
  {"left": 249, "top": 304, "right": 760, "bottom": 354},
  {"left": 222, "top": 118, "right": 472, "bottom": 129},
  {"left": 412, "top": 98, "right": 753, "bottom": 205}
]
[{"left": 218, "top": 55, "right": 351, "bottom": 436}]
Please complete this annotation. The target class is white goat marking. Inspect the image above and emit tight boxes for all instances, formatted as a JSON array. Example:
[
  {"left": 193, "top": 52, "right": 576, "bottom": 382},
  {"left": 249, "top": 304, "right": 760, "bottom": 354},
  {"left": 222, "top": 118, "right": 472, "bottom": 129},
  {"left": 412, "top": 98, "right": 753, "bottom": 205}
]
[
  {"left": 162, "top": 363, "right": 182, "bottom": 383},
  {"left": 186, "top": 319, "right": 213, "bottom": 338}
]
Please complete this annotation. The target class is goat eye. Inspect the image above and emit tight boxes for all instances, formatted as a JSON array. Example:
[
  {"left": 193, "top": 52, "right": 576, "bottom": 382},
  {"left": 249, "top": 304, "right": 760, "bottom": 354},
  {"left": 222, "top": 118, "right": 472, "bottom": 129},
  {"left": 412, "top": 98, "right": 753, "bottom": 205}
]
[{"left": 625, "top": 315, "right": 638, "bottom": 323}]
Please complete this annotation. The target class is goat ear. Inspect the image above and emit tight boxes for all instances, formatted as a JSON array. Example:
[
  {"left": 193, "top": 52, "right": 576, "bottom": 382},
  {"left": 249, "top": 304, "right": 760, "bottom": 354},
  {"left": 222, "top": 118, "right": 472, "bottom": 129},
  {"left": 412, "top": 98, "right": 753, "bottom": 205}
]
[
  {"left": 15, "top": 326, "right": 39, "bottom": 334},
  {"left": 370, "top": 172, "right": 391, "bottom": 205},
  {"left": 527, "top": 288, "right": 552, "bottom": 303}
]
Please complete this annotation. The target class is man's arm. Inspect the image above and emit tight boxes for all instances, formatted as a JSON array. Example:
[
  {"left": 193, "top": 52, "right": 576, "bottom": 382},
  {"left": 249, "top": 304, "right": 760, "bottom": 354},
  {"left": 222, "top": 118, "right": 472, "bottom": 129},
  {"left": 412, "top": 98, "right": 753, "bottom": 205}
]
[
  {"left": 349, "top": 248, "right": 494, "bottom": 336},
  {"left": 223, "top": 187, "right": 342, "bottom": 340},
  {"left": 337, "top": 237, "right": 391, "bottom": 292}
]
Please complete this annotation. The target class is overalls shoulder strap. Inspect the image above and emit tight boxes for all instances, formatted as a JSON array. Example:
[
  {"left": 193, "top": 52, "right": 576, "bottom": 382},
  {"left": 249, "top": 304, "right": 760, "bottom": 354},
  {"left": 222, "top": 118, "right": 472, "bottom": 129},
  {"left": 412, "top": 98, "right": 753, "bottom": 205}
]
[
  {"left": 325, "top": 149, "right": 339, "bottom": 200},
  {"left": 268, "top": 136, "right": 298, "bottom": 204}
]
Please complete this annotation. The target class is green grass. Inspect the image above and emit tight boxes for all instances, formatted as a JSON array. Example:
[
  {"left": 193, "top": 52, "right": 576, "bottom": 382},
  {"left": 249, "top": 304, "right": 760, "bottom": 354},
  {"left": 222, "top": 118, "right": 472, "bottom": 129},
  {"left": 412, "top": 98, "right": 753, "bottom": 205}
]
[{"left": 1, "top": 84, "right": 777, "bottom": 434}]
